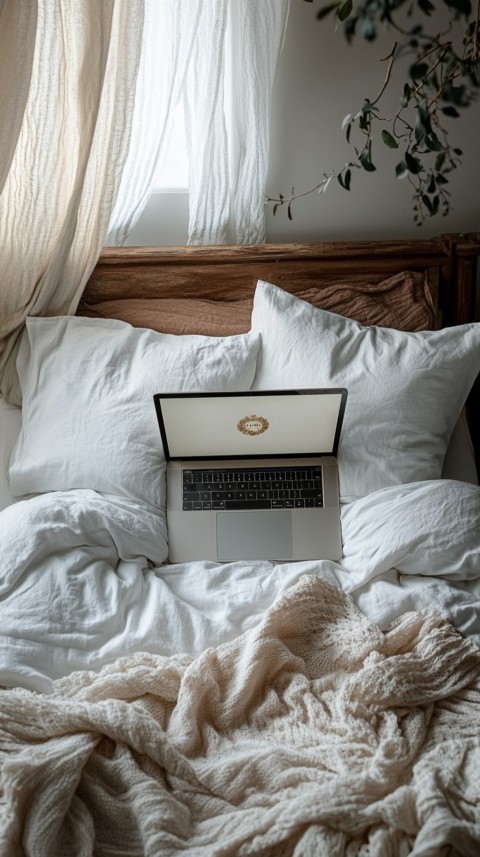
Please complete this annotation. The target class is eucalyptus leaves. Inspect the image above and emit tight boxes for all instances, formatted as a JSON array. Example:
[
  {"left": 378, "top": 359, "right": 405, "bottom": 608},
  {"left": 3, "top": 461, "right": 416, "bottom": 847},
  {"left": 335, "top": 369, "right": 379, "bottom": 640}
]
[{"left": 269, "top": 0, "right": 480, "bottom": 224}]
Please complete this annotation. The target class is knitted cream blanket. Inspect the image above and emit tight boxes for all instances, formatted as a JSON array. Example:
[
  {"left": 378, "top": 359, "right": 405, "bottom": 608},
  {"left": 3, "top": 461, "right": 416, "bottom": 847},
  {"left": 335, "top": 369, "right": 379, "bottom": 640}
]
[{"left": 1, "top": 576, "right": 479, "bottom": 857}]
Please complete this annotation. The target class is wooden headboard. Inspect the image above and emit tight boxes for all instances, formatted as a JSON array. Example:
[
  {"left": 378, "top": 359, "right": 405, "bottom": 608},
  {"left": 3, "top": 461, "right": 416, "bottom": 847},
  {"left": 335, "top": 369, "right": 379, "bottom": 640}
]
[
  {"left": 82, "top": 232, "right": 480, "bottom": 465},
  {"left": 84, "top": 232, "right": 480, "bottom": 326}
]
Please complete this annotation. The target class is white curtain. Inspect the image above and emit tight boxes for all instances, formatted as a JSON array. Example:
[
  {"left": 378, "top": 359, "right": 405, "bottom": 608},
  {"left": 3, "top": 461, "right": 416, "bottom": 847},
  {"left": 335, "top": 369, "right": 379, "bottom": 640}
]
[
  {"left": 107, "top": 0, "right": 200, "bottom": 246},
  {"left": 228, "top": 0, "right": 290, "bottom": 245},
  {"left": 108, "top": 0, "right": 290, "bottom": 247},
  {"left": 0, "top": 0, "right": 289, "bottom": 402},
  {"left": 0, "top": 0, "right": 144, "bottom": 404}
]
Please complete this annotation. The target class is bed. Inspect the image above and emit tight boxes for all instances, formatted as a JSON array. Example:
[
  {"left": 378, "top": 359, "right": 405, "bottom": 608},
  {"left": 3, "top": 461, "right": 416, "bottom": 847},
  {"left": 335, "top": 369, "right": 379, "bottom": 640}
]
[{"left": 1, "top": 233, "right": 480, "bottom": 855}]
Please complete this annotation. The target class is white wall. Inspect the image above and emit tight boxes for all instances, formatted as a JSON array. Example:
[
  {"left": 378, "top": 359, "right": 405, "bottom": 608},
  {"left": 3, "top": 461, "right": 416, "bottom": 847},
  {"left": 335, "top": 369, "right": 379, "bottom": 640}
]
[{"left": 125, "top": 0, "right": 480, "bottom": 246}]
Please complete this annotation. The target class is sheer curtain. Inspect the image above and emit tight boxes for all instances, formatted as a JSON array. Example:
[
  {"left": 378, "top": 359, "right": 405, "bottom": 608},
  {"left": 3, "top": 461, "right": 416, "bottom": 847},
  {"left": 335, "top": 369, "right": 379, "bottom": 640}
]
[
  {"left": 0, "top": 0, "right": 289, "bottom": 402},
  {"left": 228, "top": 0, "right": 290, "bottom": 245},
  {"left": 108, "top": 0, "right": 290, "bottom": 247},
  {"left": 107, "top": 0, "right": 200, "bottom": 247},
  {"left": 0, "top": 0, "right": 144, "bottom": 404}
]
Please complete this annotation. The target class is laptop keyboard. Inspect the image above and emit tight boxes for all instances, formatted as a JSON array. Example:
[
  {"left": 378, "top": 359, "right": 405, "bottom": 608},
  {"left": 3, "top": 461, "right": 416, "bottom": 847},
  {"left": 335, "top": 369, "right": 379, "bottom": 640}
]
[{"left": 182, "top": 466, "right": 323, "bottom": 511}]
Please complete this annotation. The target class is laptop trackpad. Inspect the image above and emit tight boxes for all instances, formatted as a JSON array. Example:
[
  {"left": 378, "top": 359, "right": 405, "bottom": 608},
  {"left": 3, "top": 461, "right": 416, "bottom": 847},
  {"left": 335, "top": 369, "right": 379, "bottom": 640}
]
[{"left": 216, "top": 511, "right": 293, "bottom": 561}]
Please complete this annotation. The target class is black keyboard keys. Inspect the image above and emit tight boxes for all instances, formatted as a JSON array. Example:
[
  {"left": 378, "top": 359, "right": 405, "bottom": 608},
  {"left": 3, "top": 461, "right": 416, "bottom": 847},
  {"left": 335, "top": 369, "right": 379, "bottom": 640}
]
[{"left": 182, "top": 466, "right": 323, "bottom": 511}]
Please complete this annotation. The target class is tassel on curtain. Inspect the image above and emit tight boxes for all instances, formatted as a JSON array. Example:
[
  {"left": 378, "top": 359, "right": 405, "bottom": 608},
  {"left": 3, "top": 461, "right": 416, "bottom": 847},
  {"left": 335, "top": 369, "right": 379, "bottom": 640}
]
[
  {"left": 108, "top": 0, "right": 290, "bottom": 247},
  {"left": 0, "top": 0, "right": 144, "bottom": 404}
]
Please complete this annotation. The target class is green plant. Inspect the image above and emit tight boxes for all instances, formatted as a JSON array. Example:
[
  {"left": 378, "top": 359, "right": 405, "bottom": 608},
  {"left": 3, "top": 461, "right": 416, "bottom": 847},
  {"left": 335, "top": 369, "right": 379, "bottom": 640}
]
[{"left": 268, "top": 0, "right": 480, "bottom": 224}]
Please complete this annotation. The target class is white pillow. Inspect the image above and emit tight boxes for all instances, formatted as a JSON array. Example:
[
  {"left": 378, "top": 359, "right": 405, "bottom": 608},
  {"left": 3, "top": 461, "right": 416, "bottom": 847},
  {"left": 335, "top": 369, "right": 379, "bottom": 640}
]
[
  {"left": 10, "top": 317, "right": 261, "bottom": 509},
  {"left": 341, "top": 480, "right": 480, "bottom": 580},
  {"left": 251, "top": 280, "right": 480, "bottom": 500}
]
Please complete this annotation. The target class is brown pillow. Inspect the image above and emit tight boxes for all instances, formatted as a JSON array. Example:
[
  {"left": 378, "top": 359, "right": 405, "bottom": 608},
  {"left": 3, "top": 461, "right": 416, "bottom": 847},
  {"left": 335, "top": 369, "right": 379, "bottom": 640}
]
[
  {"left": 77, "top": 270, "right": 435, "bottom": 334},
  {"left": 299, "top": 271, "right": 435, "bottom": 330}
]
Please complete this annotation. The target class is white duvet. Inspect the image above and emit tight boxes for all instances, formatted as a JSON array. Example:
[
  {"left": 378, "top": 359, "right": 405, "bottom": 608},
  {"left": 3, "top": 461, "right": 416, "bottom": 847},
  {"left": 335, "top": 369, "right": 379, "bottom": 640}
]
[{"left": 1, "top": 478, "right": 479, "bottom": 692}]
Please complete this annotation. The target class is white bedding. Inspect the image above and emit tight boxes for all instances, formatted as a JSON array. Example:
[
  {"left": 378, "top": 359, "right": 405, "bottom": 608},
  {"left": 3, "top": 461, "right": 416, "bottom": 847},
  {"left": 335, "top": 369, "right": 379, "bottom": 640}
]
[
  {"left": 0, "top": 302, "right": 479, "bottom": 694},
  {"left": 1, "top": 478, "right": 479, "bottom": 693},
  {"left": 1, "top": 315, "right": 480, "bottom": 852}
]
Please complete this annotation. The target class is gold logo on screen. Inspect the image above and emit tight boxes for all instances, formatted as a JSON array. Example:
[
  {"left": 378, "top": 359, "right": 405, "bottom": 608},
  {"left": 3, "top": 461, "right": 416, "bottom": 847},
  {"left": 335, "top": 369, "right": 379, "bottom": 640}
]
[{"left": 237, "top": 415, "right": 270, "bottom": 436}]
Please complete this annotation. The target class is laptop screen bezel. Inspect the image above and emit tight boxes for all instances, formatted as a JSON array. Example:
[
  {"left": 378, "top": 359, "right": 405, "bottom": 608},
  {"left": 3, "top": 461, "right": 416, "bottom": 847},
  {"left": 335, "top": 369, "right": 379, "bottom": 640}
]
[{"left": 153, "top": 388, "right": 348, "bottom": 462}]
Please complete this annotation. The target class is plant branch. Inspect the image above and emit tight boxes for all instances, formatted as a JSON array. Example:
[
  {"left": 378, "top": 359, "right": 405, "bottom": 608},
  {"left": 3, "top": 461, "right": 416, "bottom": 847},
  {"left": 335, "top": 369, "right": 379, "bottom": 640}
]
[
  {"left": 370, "top": 43, "right": 397, "bottom": 106},
  {"left": 266, "top": 1, "right": 480, "bottom": 225}
]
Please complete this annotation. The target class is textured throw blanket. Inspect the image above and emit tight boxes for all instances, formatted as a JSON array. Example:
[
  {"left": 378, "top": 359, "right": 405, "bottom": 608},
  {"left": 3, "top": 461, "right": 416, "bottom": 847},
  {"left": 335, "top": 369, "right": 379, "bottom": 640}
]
[{"left": 1, "top": 576, "right": 480, "bottom": 857}]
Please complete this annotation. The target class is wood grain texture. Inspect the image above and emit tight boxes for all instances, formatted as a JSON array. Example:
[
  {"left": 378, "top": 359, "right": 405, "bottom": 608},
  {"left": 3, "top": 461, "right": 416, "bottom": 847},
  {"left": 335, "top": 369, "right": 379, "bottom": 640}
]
[{"left": 83, "top": 237, "right": 457, "bottom": 305}]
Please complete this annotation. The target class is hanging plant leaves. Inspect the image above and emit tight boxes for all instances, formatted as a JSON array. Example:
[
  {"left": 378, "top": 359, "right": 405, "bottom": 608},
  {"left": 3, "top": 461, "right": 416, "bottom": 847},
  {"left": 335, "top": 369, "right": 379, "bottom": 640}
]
[
  {"left": 405, "top": 151, "right": 423, "bottom": 174},
  {"left": 422, "top": 193, "right": 440, "bottom": 214},
  {"left": 316, "top": 3, "right": 337, "bottom": 20},
  {"left": 410, "top": 62, "right": 429, "bottom": 81},
  {"left": 344, "top": 16, "right": 357, "bottom": 42},
  {"left": 338, "top": 0, "right": 353, "bottom": 23},
  {"left": 418, "top": 0, "right": 435, "bottom": 13},
  {"left": 382, "top": 130, "right": 399, "bottom": 148},
  {"left": 362, "top": 18, "right": 376, "bottom": 40},
  {"left": 342, "top": 113, "right": 353, "bottom": 143},
  {"left": 442, "top": 106, "right": 461, "bottom": 117},
  {"left": 403, "top": 83, "right": 412, "bottom": 101},
  {"left": 319, "top": 176, "right": 332, "bottom": 194},
  {"left": 269, "top": 1, "right": 479, "bottom": 225},
  {"left": 441, "top": 0, "right": 472, "bottom": 14},
  {"left": 425, "top": 134, "right": 443, "bottom": 152},
  {"left": 415, "top": 105, "right": 432, "bottom": 143},
  {"left": 359, "top": 149, "right": 376, "bottom": 171},
  {"left": 337, "top": 168, "right": 352, "bottom": 190}
]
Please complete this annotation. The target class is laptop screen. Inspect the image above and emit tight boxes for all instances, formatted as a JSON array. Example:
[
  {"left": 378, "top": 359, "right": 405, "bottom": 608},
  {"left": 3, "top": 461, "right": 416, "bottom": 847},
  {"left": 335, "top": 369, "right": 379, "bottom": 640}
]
[{"left": 154, "top": 389, "right": 347, "bottom": 460}]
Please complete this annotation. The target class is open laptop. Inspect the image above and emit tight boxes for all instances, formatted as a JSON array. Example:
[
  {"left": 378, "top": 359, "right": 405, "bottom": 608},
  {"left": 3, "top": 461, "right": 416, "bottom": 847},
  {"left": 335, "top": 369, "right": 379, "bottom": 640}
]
[{"left": 153, "top": 389, "right": 347, "bottom": 563}]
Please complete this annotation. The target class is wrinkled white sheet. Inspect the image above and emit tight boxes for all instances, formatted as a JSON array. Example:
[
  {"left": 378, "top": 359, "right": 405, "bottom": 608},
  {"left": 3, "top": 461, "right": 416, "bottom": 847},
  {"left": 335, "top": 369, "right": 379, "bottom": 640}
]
[{"left": 0, "top": 480, "right": 479, "bottom": 692}]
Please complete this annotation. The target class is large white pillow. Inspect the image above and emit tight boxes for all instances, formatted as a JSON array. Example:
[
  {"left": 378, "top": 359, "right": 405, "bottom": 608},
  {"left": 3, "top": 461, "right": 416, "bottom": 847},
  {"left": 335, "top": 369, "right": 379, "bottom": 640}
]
[
  {"left": 251, "top": 280, "right": 480, "bottom": 500},
  {"left": 9, "top": 317, "right": 261, "bottom": 508},
  {"left": 341, "top": 480, "right": 480, "bottom": 581}
]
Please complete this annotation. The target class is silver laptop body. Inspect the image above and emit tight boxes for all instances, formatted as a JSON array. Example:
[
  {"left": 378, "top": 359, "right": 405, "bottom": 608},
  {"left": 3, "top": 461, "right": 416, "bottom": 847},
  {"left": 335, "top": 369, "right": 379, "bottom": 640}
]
[{"left": 153, "top": 389, "right": 347, "bottom": 563}]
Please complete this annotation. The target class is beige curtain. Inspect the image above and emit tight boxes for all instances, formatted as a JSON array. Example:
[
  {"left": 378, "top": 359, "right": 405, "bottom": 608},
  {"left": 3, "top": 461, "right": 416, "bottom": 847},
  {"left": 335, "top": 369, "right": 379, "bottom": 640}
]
[{"left": 0, "top": 0, "right": 144, "bottom": 404}]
